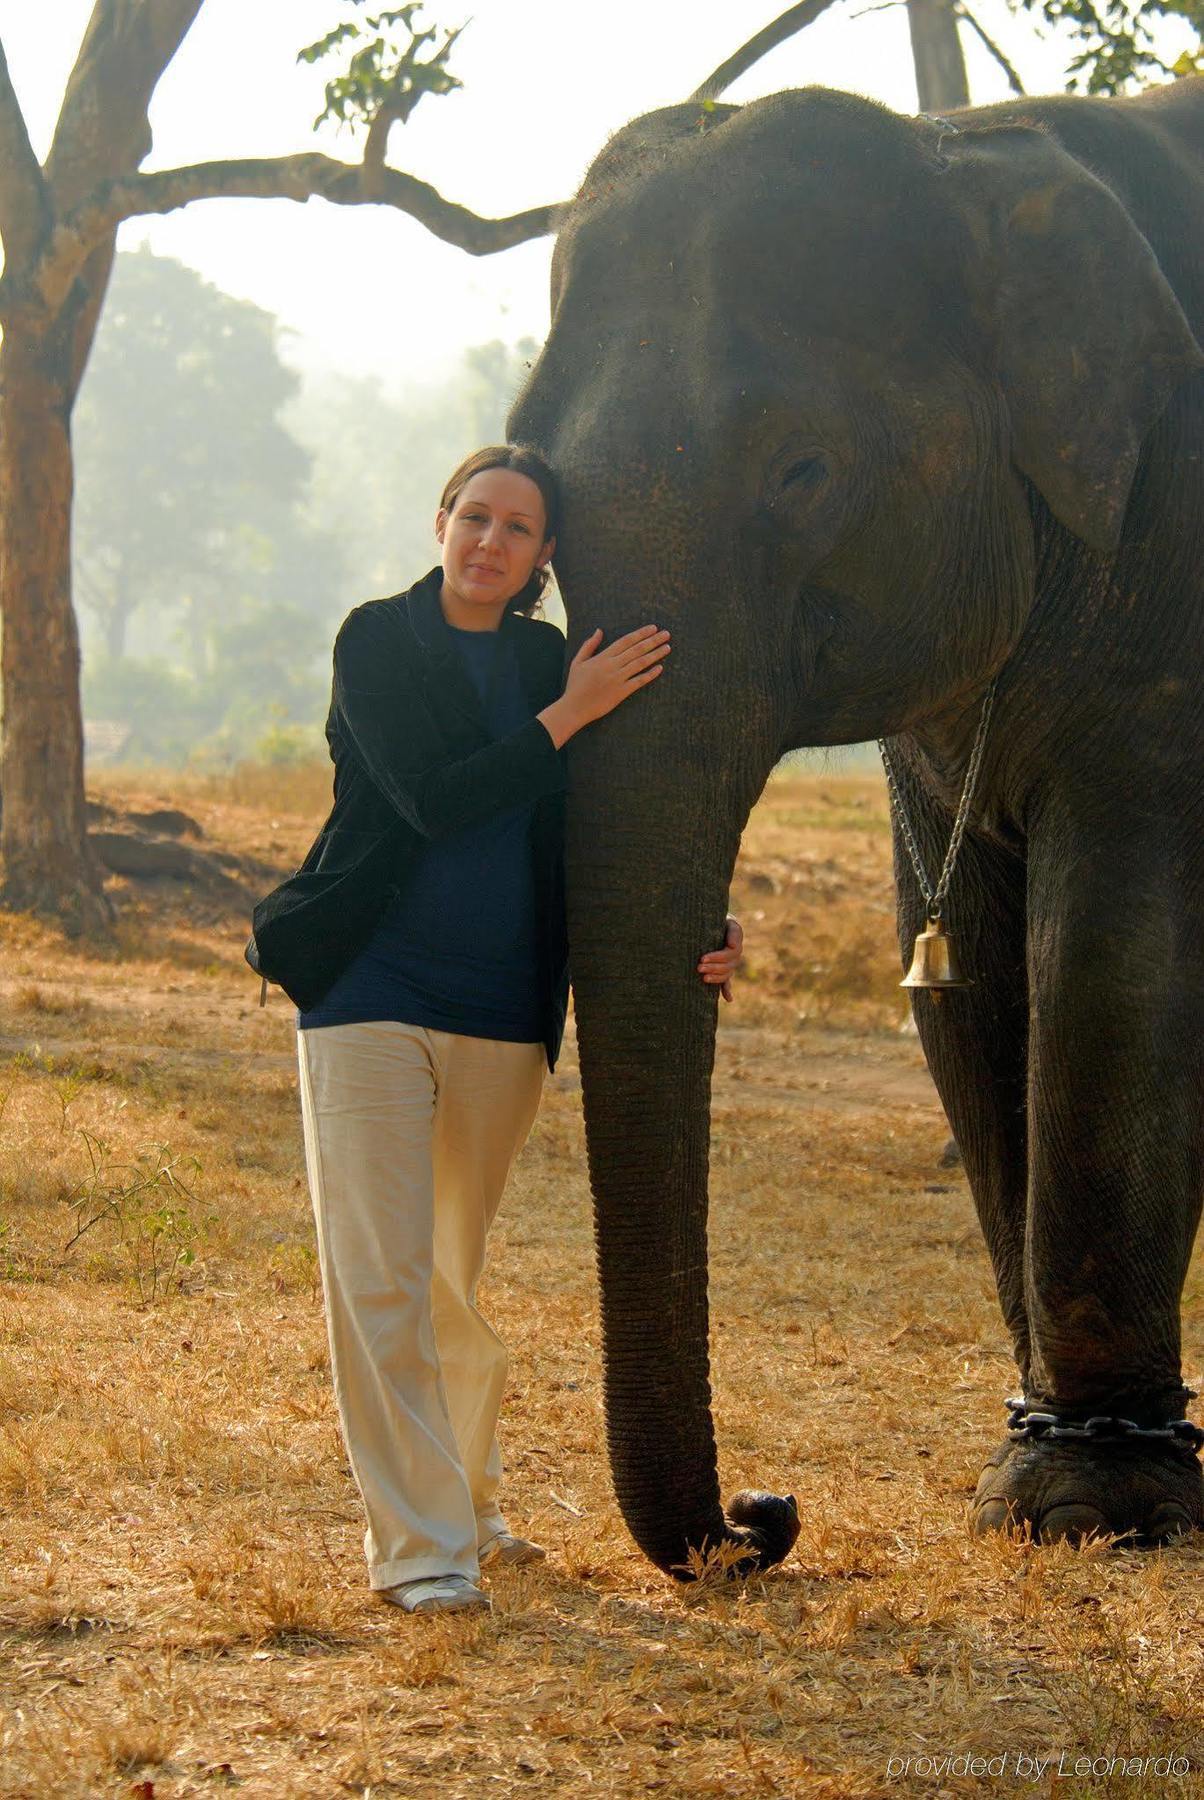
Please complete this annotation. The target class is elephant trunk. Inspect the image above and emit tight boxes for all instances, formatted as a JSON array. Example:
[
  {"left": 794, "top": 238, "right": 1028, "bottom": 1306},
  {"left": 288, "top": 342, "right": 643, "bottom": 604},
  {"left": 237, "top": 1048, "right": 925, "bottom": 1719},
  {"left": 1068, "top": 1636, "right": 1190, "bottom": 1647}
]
[{"left": 566, "top": 709, "right": 799, "bottom": 1577}]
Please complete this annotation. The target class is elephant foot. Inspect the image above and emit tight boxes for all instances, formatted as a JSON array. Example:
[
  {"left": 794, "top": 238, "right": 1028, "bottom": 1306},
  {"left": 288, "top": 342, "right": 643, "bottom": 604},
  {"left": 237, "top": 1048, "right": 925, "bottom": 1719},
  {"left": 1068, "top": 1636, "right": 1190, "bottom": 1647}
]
[
  {"left": 723, "top": 1489, "right": 801, "bottom": 1573},
  {"left": 972, "top": 1432, "right": 1204, "bottom": 1546}
]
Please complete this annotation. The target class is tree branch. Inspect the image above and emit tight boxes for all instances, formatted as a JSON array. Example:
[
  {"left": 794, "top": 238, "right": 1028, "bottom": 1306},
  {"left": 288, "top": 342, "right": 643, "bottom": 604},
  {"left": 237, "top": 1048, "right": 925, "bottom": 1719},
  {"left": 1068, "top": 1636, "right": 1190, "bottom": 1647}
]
[
  {"left": 0, "top": 34, "right": 51, "bottom": 273},
  {"left": 363, "top": 99, "right": 409, "bottom": 174},
  {"left": 46, "top": 0, "right": 206, "bottom": 209},
  {"left": 34, "top": 155, "right": 563, "bottom": 314},
  {"left": 955, "top": 4, "right": 1026, "bottom": 94},
  {"left": 692, "top": 0, "right": 844, "bottom": 101},
  {"left": 360, "top": 19, "right": 467, "bottom": 180}
]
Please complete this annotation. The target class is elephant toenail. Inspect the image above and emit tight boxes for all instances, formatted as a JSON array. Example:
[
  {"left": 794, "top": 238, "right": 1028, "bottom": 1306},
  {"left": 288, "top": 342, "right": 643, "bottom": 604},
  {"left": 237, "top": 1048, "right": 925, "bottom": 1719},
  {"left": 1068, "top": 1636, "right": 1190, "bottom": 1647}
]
[
  {"left": 971, "top": 1498, "right": 1014, "bottom": 1536},
  {"left": 1037, "top": 1503, "right": 1110, "bottom": 1544},
  {"left": 1145, "top": 1503, "right": 1196, "bottom": 1543}
]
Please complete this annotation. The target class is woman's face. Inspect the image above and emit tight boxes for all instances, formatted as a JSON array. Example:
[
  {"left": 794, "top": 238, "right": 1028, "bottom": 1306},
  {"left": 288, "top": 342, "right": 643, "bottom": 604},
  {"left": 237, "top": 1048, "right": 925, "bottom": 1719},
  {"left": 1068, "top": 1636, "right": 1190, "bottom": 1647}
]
[{"left": 436, "top": 468, "right": 554, "bottom": 614}]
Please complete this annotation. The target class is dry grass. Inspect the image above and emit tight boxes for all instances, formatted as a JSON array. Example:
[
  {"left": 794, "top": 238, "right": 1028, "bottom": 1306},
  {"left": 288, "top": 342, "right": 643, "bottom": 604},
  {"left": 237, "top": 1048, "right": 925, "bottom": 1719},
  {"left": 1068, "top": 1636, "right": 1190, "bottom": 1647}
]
[{"left": 1, "top": 767, "right": 1203, "bottom": 1796}]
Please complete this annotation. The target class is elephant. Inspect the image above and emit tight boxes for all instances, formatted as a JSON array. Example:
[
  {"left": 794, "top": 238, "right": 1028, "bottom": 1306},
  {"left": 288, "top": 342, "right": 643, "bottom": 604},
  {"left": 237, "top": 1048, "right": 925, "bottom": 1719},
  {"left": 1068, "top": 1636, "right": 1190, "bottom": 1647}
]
[{"left": 508, "top": 74, "right": 1204, "bottom": 1574}]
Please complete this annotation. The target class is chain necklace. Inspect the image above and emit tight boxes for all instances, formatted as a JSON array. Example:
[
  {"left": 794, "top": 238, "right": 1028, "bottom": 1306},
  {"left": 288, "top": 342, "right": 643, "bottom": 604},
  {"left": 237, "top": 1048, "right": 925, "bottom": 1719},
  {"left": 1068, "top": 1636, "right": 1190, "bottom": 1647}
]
[{"left": 877, "top": 681, "right": 997, "bottom": 926}]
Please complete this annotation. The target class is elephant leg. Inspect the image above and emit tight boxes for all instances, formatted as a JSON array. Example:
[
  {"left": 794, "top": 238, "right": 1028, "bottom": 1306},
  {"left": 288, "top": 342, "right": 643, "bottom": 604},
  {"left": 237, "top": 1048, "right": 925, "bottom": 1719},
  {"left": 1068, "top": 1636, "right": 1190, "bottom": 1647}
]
[
  {"left": 891, "top": 769, "right": 1030, "bottom": 1373},
  {"left": 973, "top": 812, "right": 1204, "bottom": 1544}
]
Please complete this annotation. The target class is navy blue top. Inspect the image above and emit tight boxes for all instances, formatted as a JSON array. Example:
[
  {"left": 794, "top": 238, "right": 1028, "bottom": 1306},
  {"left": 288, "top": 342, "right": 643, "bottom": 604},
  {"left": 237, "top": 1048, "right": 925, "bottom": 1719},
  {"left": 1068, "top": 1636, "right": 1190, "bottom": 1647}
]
[{"left": 297, "top": 617, "right": 543, "bottom": 1041}]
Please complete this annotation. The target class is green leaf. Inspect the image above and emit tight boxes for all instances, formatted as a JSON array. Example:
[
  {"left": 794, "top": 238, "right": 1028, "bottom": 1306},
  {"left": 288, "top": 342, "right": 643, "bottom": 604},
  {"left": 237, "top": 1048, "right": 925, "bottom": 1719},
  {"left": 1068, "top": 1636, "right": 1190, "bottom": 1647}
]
[
  {"left": 302, "top": 2, "right": 467, "bottom": 135},
  {"left": 1008, "top": 0, "right": 1198, "bottom": 93},
  {"left": 296, "top": 21, "right": 360, "bottom": 65}
]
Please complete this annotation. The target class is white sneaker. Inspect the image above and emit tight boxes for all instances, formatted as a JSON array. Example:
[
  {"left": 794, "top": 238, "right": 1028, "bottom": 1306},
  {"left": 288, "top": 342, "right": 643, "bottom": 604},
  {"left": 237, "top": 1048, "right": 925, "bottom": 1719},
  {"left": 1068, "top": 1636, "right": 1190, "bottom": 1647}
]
[
  {"left": 479, "top": 1531, "right": 547, "bottom": 1568},
  {"left": 380, "top": 1575, "right": 491, "bottom": 1614}
]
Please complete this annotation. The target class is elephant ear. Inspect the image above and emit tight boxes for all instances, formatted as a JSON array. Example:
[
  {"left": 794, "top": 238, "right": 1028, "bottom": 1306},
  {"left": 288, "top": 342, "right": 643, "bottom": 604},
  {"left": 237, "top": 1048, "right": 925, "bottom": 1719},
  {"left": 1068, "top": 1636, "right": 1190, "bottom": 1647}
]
[{"left": 947, "top": 124, "right": 1204, "bottom": 552}]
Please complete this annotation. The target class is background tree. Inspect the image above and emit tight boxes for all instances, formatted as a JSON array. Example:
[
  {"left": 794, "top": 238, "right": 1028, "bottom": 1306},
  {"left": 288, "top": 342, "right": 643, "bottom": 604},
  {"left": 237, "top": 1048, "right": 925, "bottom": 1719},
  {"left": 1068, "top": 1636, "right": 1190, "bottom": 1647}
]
[
  {"left": 0, "top": 0, "right": 556, "bottom": 925},
  {"left": 74, "top": 248, "right": 537, "bottom": 766},
  {"left": 74, "top": 248, "right": 344, "bottom": 767},
  {"left": 74, "top": 248, "right": 312, "bottom": 665},
  {"left": 693, "top": 0, "right": 973, "bottom": 111},
  {"left": 291, "top": 336, "right": 541, "bottom": 608},
  {"left": 910, "top": 0, "right": 971, "bottom": 109},
  {"left": 697, "top": 1, "right": 1204, "bottom": 112},
  {"left": 1008, "top": 0, "right": 1204, "bottom": 91}
]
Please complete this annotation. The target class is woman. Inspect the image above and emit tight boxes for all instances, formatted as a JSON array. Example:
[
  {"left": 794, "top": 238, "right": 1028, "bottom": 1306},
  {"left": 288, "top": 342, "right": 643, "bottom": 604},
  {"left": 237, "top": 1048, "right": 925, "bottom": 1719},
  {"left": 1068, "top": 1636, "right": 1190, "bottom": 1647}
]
[{"left": 247, "top": 445, "right": 743, "bottom": 1615}]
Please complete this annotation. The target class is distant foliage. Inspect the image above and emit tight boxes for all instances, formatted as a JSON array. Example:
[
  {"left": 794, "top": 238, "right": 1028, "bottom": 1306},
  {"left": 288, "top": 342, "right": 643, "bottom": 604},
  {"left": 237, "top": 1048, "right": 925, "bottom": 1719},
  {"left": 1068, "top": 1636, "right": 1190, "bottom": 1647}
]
[
  {"left": 1008, "top": 0, "right": 1203, "bottom": 91},
  {"left": 287, "top": 336, "right": 541, "bottom": 608},
  {"left": 75, "top": 249, "right": 542, "bottom": 768},
  {"left": 75, "top": 249, "right": 339, "bottom": 765},
  {"left": 253, "top": 705, "right": 323, "bottom": 766}
]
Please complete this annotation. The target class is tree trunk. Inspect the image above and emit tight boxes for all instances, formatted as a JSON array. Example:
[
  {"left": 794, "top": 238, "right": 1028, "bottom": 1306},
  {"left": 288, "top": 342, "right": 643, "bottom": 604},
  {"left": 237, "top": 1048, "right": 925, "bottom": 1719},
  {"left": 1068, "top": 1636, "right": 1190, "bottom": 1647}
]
[
  {"left": 907, "top": 0, "right": 970, "bottom": 113},
  {"left": 0, "top": 325, "right": 110, "bottom": 925}
]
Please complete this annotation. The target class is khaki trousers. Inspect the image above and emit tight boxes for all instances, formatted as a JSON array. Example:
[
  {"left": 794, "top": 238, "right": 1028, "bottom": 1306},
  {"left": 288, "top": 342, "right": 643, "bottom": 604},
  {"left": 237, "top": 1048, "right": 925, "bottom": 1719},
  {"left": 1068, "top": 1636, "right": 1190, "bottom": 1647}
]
[{"left": 296, "top": 1020, "right": 545, "bottom": 1588}]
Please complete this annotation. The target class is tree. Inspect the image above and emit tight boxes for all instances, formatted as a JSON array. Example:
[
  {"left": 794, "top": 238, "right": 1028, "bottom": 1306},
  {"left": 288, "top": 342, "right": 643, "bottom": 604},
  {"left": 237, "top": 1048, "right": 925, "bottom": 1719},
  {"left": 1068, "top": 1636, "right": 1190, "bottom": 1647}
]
[
  {"left": 692, "top": 0, "right": 973, "bottom": 112},
  {"left": 1007, "top": 1, "right": 1204, "bottom": 92},
  {"left": 74, "top": 248, "right": 310, "bottom": 664},
  {"left": 695, "top": 2, "right": 1204, "bottom": 114},
  {"left": 73, "top": 247, "right": 347, "bottom": 766},
  {"left": 909, "top": 0, "right": 971, "bottom": 110},
  {"left": 82, "top": 586, "right": 334, "bottom": 768},
  {"left": 0, "top": 1, "right": 557, "bottom": 925}
]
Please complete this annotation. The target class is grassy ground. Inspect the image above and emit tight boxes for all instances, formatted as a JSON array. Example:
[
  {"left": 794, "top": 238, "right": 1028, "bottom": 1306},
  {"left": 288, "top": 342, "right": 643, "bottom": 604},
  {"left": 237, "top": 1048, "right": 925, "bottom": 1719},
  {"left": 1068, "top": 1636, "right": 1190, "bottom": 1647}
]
[{"left": 1, "top": 768, "right": 1202, "bottom": 1798}]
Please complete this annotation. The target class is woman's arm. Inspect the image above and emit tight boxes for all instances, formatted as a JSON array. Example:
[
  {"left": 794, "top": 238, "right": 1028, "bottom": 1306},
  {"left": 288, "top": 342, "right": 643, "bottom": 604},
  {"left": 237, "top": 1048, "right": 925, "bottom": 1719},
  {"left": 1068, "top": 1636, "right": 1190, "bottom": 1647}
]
[
  {"left": 335, "top": 609, "right": 671, "bottom": 839},
  {"left": 334, "top": 607, "right": 566, "bottom": 840}
]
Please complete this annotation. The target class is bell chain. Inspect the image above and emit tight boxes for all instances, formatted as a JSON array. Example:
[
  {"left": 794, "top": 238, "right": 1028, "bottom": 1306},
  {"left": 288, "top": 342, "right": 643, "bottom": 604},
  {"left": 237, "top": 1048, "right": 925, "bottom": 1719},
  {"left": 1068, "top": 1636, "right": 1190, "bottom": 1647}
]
[{"left": 878, "top": 681, "right": 997, "bottom": 923}]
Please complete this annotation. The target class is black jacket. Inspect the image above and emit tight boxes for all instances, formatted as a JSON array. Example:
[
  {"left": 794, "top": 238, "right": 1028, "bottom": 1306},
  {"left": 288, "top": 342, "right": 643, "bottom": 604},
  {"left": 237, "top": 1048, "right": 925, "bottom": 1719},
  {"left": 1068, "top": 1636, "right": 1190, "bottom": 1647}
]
[{"left": 246, "top": 567, "right": 570, "bottom": 1070}]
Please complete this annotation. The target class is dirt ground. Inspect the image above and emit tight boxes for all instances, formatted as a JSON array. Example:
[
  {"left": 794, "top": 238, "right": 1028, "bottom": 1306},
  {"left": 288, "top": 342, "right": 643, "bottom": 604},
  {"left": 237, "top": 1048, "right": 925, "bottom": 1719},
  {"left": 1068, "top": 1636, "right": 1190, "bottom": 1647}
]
[{"left": 1, "top": 766, "right": 1202, "bottom": 1798}]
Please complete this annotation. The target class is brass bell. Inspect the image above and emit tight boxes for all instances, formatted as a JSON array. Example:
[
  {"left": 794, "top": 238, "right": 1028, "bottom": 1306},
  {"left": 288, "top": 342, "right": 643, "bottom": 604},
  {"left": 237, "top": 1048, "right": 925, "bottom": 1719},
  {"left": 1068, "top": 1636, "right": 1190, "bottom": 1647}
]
[{"left": 901, "top": 914, "right": 972, "bottom": 993}]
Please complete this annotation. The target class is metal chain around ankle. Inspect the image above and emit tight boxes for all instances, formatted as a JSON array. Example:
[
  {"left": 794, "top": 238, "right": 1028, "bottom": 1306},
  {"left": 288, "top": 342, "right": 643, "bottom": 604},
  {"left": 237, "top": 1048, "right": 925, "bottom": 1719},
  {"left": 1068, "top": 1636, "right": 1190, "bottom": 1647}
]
[
  {"left": 1006, "top": 1397, "right": 1204, "bottom": 1453},
  {"left": 878, "top": 681, "right": 996, "bottom": 922}
]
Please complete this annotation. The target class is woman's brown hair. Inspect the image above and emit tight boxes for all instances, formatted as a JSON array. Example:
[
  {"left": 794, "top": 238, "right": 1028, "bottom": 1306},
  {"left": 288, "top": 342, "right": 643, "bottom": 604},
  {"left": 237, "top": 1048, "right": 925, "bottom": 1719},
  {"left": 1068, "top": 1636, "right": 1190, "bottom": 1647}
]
[{"left": 439, "top": 444, "right": 560, "bottom": 617}]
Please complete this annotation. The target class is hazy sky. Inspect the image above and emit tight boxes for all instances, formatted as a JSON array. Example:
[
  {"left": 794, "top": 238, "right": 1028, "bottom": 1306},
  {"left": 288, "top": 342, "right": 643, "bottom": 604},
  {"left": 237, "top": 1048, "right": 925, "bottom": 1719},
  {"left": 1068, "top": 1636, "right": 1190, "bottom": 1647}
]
[{"left": 5, "top": 3, "right": 1194, "bottom": 384}]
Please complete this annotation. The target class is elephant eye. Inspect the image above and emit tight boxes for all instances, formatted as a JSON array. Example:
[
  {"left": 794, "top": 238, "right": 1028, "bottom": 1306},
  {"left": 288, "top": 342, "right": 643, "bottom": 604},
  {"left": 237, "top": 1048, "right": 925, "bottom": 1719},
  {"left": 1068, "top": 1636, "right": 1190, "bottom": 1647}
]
[
  {"left": 768, "top": 451, "right": 829, "bottom": 511},
  {"left": 779, "top": 455, "right": 827, "bottom": 494}
]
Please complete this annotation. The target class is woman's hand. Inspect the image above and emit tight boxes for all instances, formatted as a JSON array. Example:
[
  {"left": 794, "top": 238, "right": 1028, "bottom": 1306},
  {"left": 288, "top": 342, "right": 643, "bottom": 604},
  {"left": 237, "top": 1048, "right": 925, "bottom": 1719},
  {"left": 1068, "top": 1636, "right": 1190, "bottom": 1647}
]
[
  {"left": 698, "top": 915, "right": 744, "bottom": 1003},
  {"left": 538, "top": 625, "right": 671, "bottom": 749}
]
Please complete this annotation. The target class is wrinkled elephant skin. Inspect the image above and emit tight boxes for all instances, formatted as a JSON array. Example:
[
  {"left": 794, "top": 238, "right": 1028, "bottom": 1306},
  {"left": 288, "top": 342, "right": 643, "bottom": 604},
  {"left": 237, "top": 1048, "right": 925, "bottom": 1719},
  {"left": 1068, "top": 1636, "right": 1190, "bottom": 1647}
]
[{"left": 510, "top": 80, "right": 1204, "bottom": 1570}]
